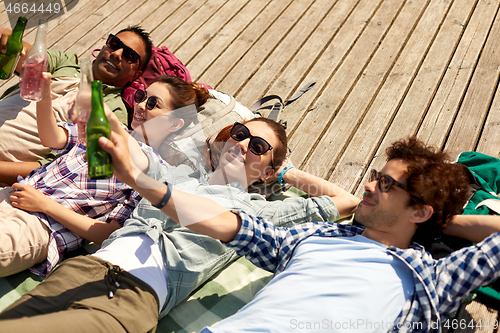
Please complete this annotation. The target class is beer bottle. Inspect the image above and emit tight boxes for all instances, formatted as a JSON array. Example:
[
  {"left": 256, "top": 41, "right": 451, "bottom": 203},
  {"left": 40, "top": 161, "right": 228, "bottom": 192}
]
[
  {"left": 0, "top": 16, "right": 28, "bottom": 79},
  {"left": 21, "top": 19, "right": 48, "bottom": 102},
  {"left": 86, "top": 80, "right": 113, "bottom": 179}
]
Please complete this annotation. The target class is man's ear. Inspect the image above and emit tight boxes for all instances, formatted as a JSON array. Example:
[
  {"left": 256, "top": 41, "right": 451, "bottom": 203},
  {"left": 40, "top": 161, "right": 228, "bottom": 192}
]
[
  {"left": 260, "top": 167, "right": 275, "bottom": 182},
  {"left": 411, "top": 204, "right": 434, "bottom": 224},
  {"left": 171, "top": 118, "right": 185, "bottom": 132}
]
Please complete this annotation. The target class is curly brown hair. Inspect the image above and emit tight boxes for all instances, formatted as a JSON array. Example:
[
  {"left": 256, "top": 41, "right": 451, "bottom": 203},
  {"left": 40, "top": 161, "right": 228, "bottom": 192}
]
[
  {"left": 203, "top": 118, "right": 288, "bottom": 172},
  {"left": 386, "top": 137, "right": 470, "bottom": 247}
]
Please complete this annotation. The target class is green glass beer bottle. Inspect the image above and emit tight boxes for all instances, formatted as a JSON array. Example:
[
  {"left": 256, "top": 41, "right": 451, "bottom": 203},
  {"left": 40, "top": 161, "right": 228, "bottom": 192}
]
[
  {"left": 86, "top": 80, "right": 113, "bottom": 179},
  {"left": 0, "top": 17, "right": 28, "bottom": 79}
]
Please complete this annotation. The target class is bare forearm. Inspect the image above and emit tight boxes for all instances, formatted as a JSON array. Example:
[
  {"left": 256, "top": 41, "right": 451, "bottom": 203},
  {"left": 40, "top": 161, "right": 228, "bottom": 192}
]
[
  {"left": 282, "top": 168, "right": 360, "bottom": 218},
  {"left": 42, "top": 200, "right": 120, "bottom": 244},
  {"left": 36, "top": 75, "right": 68, "bottom": 148},
  {"left": 0, "top": 161, "right": 40, "bottom": 184},
  {"left": 444, "top": 215, "right": 500, "bottom": 243}
]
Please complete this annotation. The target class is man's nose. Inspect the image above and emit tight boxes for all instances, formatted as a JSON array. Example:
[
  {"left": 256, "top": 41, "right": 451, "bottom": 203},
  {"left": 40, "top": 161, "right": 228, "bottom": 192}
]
[
  {"left": 110, "top": 47, "right": 124, "bottom": 62},
  {"left": 364, "top": 178, "right": 377, "bottom": 193}
]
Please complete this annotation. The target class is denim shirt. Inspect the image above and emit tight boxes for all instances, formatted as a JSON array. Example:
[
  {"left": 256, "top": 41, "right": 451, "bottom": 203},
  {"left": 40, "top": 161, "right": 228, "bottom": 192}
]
[
  {"left": 101, "top": 149, "right": 340, "bottom": 317},
  {"left": 226, "top": 211, "right": 500, "bottom": 333}
]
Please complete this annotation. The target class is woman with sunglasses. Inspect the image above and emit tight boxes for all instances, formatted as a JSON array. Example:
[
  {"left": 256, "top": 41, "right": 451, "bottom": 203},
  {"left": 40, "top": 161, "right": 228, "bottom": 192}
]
[
  {"left": 1, "top": 101, "right": 360, "bottom": 331},
  {"left": 1, "top": 73, "right": 208, "bottom": 277}
]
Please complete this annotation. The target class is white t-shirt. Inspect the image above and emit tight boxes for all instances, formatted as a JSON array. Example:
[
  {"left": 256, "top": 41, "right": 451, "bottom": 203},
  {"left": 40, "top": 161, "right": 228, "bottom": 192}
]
[
  {"left": 206, "top": 234, "right": 415, "bottom": 333},
  {"left": 92, "top": 234, "right": 168, "bottom": 311}
]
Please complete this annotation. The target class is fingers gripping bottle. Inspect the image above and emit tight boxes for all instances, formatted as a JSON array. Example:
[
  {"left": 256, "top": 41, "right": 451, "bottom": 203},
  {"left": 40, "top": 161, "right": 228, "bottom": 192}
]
[
  {"left": 86, "top": 80, "right": 113, "bottom": 179},
  {"left": 21, "top": 19, "right": 48, "bottom": 102},
  {"left": 0, "top": 16, "right": 28, "bottom": 79}
]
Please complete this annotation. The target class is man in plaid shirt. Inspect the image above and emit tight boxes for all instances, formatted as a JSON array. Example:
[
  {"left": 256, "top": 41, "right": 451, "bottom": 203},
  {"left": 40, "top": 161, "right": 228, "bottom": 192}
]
[
  {"left": 0, "top": 121, "right": 153, "bottom": 277},
  {"left": 130, "top": 136, "right": 498, "bottom": 333}
]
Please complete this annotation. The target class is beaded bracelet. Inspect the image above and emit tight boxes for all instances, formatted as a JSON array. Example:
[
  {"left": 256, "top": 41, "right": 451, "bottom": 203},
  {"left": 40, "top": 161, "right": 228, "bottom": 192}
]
[
  {"left": 153, "top": 182, "right": 172, "bottom": 209},
  {"left": 278, "top": 165, "right": 295, "bottom": 185}
]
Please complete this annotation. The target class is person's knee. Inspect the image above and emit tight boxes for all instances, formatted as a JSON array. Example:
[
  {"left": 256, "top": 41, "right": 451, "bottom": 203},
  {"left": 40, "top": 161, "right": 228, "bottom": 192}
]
[{"left": 0, "top": 221, "right": 49, "bottom": 277}]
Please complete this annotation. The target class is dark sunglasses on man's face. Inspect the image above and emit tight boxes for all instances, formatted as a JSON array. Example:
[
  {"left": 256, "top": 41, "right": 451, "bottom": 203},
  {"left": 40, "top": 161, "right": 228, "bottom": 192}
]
[
  {"left": 106, "top": 34, "right": 142, "bottom": 65},
  {"left": 369, "top": 169, "right": 407, "bottom": 193},
  {"left": 230, "top": 122, "right": 273, "bottom": 156},
  {"left": 134, "top": 89, "right": 159, "bottom": 110}
]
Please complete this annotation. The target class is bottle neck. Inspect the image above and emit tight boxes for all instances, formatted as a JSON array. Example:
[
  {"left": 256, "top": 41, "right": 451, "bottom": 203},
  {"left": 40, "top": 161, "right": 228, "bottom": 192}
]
[
  {"left": 91, "top": 80, "right": 104, "bottom": 114},
  {"left": 31, "top": 22, "right": 48, "bottom": 53},
  {"left": 10, "top": 18, "right": 27, "bottom": 43}
]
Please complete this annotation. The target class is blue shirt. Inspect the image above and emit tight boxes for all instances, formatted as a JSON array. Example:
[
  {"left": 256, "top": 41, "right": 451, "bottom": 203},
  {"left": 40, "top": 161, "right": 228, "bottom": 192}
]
[
  {"left": 211, "top": 210, "right": 500, "bottom": 332},
  {"left": 207, "top": 234, "right": 414, "bottom": 333}
]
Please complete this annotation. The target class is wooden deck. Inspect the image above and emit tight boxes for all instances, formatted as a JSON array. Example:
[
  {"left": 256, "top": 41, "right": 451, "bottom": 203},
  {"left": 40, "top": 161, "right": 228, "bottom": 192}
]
[{"left": 1, "top": 0, "right": 500, "bottom": 331}]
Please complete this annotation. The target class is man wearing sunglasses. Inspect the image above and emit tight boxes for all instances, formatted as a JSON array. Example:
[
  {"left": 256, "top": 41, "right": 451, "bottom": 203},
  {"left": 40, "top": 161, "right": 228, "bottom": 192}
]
[
  {"left": 0, "top": 25, "right": 152, "bottom": 185},
  {"left": 91, "top": 134, "right": 500, "bottom": 333}
]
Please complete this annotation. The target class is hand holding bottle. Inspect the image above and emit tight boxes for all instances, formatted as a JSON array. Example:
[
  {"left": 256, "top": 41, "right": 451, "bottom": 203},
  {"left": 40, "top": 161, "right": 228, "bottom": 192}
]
[{"left": 0, "top": 17, "right": 28, "bottom": 79}]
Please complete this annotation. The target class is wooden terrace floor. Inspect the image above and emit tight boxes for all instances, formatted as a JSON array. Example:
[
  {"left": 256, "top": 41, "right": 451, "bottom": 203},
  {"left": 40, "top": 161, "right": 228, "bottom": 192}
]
[{"left": 1, "top": 0, "right": 500, "bottom": 331}]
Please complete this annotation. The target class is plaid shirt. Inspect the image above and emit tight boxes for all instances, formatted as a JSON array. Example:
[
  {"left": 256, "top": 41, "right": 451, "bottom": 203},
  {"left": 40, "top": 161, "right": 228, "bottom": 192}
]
[
  {"left": 227, "top": 211, "right": 500, "bottom": 333},
  {"left": 22, "top": 123, "right": 142, "bottom": 276}
]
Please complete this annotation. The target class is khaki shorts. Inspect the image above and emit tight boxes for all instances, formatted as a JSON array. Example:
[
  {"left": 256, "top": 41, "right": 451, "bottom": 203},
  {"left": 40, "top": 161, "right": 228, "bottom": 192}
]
[{"left": 0, "top": 186, "right": 50, "bottom": 277}]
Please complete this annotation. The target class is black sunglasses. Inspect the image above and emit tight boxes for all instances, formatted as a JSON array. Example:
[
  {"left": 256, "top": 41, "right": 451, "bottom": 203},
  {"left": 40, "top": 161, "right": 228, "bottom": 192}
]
[
  {"left": 134, "top": 89, "right": 159, "bottom": 110},
  {"left": 369, "top": 169, "right": 407, "bottom": 192},
  {"left": 106, "top": 34, "right": 142, "bottom": 65},
  {"left": 369, "top": 169, "right": 426, "bottom": 203},
  {"left": 230, "top": 122, "right": 274, "bottom": 168}
]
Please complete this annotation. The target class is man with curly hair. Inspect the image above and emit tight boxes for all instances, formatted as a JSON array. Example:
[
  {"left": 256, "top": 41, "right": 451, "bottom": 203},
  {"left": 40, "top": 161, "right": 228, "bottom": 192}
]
[
  {"left": 184, "top": 137, "right": 495, "bottom": 333},
  {"left": 3, "top": 135, "right": 499, "bottom": 333},
  {"left": 89, "top": 133, "right": 498, "bottom": 333}
]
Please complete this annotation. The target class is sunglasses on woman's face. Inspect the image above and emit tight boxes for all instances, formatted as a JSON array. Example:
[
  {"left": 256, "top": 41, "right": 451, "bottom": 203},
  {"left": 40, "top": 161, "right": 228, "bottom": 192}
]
[
  {"left": 106, "top": 34, "right": 142, "bottom": 65},
  {"left": 230, "top": 122, "right": 275, "bottom": 169},
  {"left": 134, "top": 89, "right": 159, "bottom": 110}
]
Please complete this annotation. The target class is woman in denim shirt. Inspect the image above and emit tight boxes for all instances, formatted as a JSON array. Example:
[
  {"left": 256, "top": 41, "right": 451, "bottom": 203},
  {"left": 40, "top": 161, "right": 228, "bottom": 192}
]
[{"left": 0, "top": 97, "right": 359, "bottom": 333}]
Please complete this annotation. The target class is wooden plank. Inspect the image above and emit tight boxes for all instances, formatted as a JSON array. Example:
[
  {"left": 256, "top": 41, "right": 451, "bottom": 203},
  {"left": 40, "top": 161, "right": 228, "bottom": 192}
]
[
  {"left": 169, "top": 0, "right": 251, "bottom": 69},
  {"left": 260, "top": 0, "right": 382, "bottom": 136},
  {"left": 476, "top": 73, "right": 500, "bottom": 157},
  {"left": 43, "top": 0, "right": 110, "bottom": 50},
  {"left": 232, "top": 0, "right": 343, "bottom": 107},
  {"left": 185, "top": 0, "right": 271, "bottom": 81},
  {"left": 82, "top": 0, "right": 185, "bottom": 53},
  {"left": 417, "top": 1, "right": 500, "bottom": 151},
  {"left": 351, "top": 0, "right": 480, "bottom": 196},
  {"left": 194, "top": 0, "right": 294, "bottom": 88},
  {"left": 443, "top": 6, "right": 500, "bottom": 156},
  {"left": 69, "top": 0, "right": 148, "bottom": 57},
  {"left": 214, "top": 0, "right": 314, "bottom": 96},
  {"left": 49, "top": 0, "right": 128, "bottom": 52},
  {"left": 283, "top": 0, "right": 406, "bottom": 175},
  {"left": 148, "top": 0, "right": 208, "bottom": 49},
  {"left": 84, "top": 0, "right": 190, "bottom": 53},
  {"left": 323, "top": 0, "right": 452, "bottom": 191},
  {"left": 159, "top": 0, "right": 231, "bottom": 52}
]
